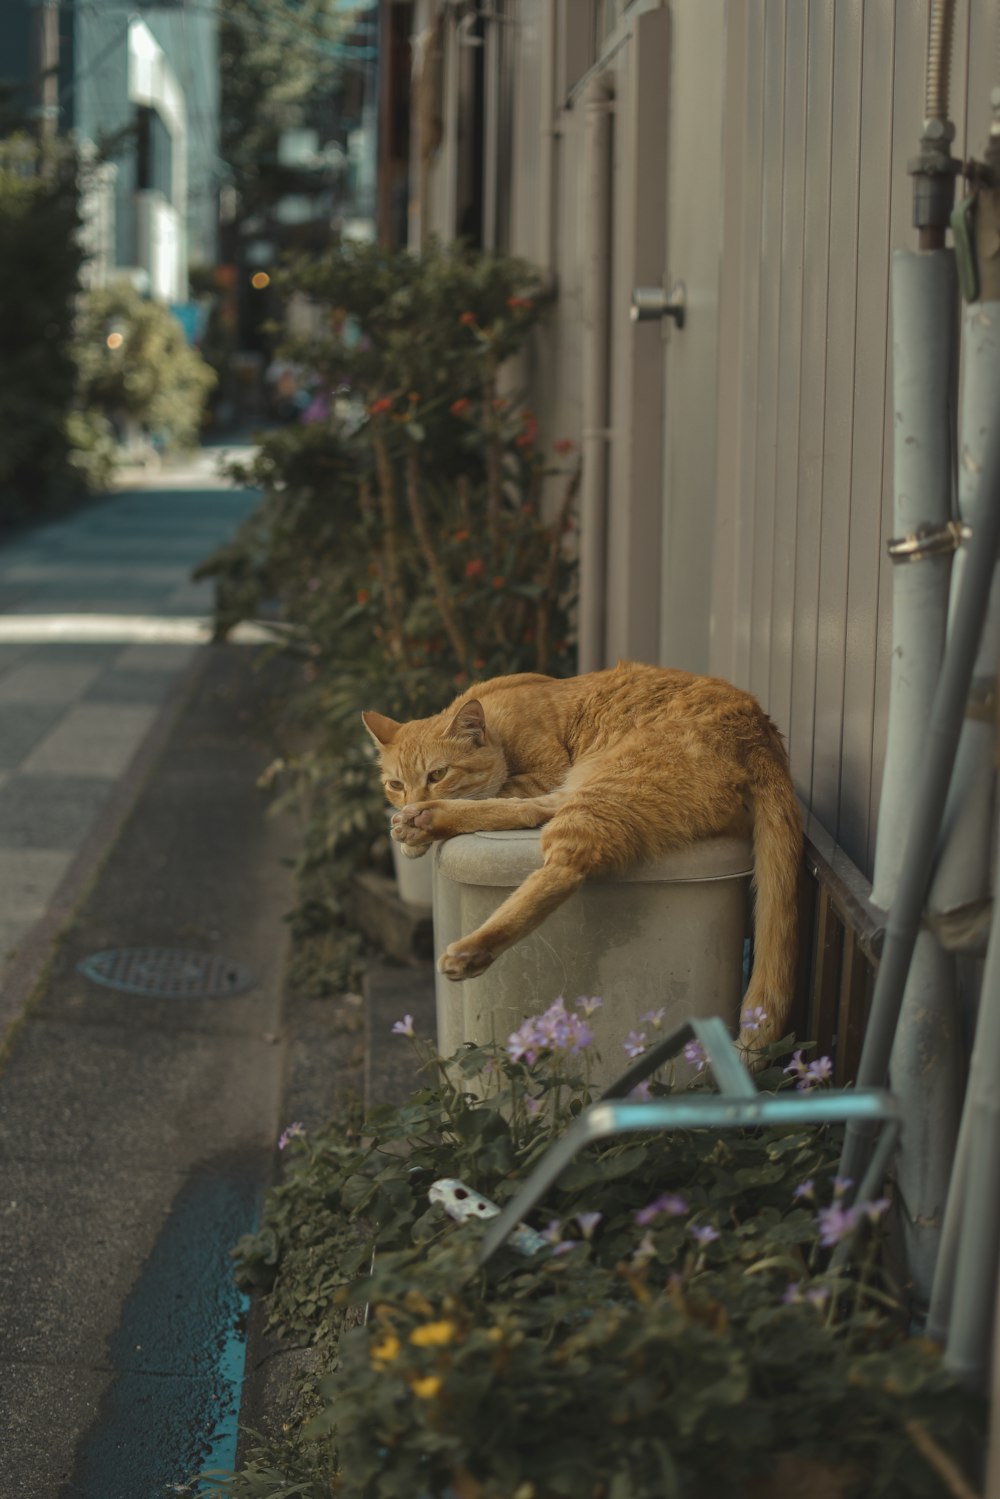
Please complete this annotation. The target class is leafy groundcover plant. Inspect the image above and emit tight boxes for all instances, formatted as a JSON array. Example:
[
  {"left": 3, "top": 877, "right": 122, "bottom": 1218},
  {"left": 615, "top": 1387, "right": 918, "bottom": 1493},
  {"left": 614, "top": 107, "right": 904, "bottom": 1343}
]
[{"left": 207, "top": 1004, "right": 985, "bottom": 1499}]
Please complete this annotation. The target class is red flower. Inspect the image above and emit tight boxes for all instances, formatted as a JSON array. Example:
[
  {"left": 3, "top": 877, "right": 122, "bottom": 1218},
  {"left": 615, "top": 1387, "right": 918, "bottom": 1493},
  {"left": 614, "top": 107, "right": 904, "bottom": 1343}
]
[
  {"left": 473, "top": 657, "right": 486, "bottom": 669},
  {"left": 553, "top": 438, "right": 576, "bottom": 455},
  {"left": 356, "top": 588, "right": 370, "bottom": 605},
  {"left": 450, "top": 397, "right": 471, "bottom": 417},
  {"left": 492, "top": 397, "right": 508, "bottom": 412},
  {"left": 459, "top": 311, "right": 477, "bottom": 326},
  {"left": 465, "top": 558, "right": 485, "bottom": 579},
  {"left": 453, "top": 528, "right": 470, "bottom": 542},
  {"left": 408, "top": 391, "right": 420, "bottom": 403},
  {"left": 369, "top": 396, "right": 393, "bottom": 415},
  {"left": 506, "top": 296, "right": 534, "bottom": 311},
  {"left": 491, "top": 576, "right": 505, "bottom": 590}
]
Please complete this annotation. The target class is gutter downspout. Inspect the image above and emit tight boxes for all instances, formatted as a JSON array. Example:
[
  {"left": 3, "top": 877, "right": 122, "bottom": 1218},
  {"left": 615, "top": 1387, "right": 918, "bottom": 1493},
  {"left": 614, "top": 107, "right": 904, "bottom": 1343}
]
[
  {"left": 839, "top": 0, "right": 962, "bottom": 1310},
  {"left": 578, "top": 76, "right": 614, "bottom": 674},
  {"left": 929, "top": 85, "right": 1000, "bottom": 1387}
]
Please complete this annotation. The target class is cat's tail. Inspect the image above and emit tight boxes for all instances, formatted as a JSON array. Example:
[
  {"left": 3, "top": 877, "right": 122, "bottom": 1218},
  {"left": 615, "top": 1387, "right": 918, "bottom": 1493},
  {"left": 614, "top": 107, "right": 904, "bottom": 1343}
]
[{"left": 743, "top": 731, "right": 803, "bottom": 1047}]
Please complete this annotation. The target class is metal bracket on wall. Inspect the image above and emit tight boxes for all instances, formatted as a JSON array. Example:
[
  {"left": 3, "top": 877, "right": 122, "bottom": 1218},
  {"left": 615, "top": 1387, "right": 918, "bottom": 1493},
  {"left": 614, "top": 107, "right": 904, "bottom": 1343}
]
[{"left": 630, "top": 281, "right": 686, "bottom": 328}]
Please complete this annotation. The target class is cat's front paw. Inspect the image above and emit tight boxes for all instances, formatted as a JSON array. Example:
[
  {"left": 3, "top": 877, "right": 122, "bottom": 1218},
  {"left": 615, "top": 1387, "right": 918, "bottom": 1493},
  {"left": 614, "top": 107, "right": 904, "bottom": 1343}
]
[
  {"left": 438, "top": 940, "right": 495, "bottom": 981},
  {"left": 390, "top": 804, "right": 436, "bottom": 854}
]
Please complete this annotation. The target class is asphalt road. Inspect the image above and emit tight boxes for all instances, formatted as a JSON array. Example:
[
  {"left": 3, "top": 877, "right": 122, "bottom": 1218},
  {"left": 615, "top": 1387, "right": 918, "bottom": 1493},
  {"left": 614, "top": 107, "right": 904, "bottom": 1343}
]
[{"left": 0, "top": 456, "right": 299, "bottom": 1497}]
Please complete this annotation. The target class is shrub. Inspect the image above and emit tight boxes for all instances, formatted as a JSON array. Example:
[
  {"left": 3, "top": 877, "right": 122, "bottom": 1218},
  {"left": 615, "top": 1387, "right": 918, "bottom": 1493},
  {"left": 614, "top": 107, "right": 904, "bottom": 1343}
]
[
  {"left": 196, "top": 241, "right": 578, "bottom": 964},
  {"left": 0, "top": 135, "right": 85, "bottom": 519},
  {"left": 74, "top": 282, "right": 217, "bottom": 452},
  {"left": 210, "top": 1011, "right": 985, "bottom": 1499}
]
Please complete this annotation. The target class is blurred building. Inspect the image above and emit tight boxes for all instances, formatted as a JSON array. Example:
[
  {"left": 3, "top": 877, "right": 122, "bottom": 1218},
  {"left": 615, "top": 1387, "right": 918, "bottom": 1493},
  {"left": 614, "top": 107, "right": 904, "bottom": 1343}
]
[{"left": 0, "top": 0, "right": 220, "bottom": 302}]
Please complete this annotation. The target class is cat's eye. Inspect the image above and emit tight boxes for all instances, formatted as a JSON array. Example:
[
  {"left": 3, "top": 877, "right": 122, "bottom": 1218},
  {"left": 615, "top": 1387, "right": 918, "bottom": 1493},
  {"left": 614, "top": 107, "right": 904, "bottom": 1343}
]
[
  {"left": 427, "top": 767, "right": 449, "bottom": 784},
  {"left": 387, "top": 779, "right": 404, "bottom": 791}
]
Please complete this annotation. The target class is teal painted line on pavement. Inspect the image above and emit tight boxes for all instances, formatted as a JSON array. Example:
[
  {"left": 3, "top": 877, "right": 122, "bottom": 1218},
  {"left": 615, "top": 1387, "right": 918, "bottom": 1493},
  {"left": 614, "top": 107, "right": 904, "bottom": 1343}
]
[{"left": 66, "top": 1167, "right": 260, "bottom": 1499}]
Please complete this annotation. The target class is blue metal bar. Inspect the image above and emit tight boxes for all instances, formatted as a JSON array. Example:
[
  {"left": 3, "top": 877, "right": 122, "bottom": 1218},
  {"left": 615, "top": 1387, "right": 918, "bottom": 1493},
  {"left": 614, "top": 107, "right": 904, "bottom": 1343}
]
[{"left": 480, "top": 1016, "right": 900, "bottom": 1265}]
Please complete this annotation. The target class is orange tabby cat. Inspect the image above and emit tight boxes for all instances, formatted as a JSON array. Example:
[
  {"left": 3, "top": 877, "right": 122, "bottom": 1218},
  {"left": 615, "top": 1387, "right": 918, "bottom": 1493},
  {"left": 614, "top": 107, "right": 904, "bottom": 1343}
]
[{"left": 362, "top": 660, "right": 802, "bottom": 1043}]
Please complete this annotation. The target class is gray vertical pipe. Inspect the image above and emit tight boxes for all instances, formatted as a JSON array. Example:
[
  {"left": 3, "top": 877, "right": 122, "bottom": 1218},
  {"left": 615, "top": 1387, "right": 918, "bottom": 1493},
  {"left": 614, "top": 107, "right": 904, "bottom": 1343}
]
[
  {"left": 861, "top": 251, "right": 961, "bottom": 1306},
  {"left": 943, "top": 827, "right": 1000, "bottom": 1382},
  {"left": 929, "top": 301, "right": 1000, "bottom": 936},
  {"left": 578, "top": 77, "right": 614, "bottom": 673},
  {"left": 839, "top": 411, "right": 1000, "bottom": 1197}
]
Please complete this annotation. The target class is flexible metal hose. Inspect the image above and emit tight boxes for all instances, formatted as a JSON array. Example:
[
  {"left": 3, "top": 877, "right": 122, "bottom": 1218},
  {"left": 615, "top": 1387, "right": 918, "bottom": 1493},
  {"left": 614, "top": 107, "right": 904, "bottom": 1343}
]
[{"left": 925, "top": 0, "right": 956, "bottom": 120}]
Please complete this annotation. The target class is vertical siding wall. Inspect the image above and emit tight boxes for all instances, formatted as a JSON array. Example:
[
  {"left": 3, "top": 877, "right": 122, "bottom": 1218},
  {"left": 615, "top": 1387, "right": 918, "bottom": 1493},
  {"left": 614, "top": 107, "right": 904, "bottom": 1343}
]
[{"left": 712, "top": 0, "right": 997, "bottom": 878}]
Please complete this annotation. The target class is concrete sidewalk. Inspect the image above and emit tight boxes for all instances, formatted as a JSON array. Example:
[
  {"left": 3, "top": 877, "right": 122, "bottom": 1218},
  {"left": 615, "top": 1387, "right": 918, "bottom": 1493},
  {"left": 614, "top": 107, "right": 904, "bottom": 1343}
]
[{"left": 0, "top": 449, "right": 260, "bottom": 1036}]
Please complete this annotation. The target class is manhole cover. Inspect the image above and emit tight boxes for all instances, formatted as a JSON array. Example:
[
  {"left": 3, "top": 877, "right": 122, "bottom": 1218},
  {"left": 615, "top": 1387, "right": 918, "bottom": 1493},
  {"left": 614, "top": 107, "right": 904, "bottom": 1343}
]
[{"left": 77, "top": 948, "right": 256, "bottom": 999}]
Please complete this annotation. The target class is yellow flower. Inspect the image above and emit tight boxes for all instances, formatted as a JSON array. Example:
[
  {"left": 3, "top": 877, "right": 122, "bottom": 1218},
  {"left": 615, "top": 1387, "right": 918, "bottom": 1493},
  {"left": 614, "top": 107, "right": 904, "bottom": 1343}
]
[
  {"left": 370, "top": 1333, "right": 401, "bottom": 1363},
  {"left": 486, "top": 1327, "right": 503, "bottom": 1343},
  {"left": 411, "top": 1374, "right": 443, "bottom": 1400},
  {"left": 409, "top": 1319, "right": 458, "bottom": 1348}
]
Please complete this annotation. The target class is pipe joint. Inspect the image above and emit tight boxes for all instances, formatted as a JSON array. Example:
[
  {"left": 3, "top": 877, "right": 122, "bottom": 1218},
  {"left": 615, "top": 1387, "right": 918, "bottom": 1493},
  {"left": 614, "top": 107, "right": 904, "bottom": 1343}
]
[{"left": 887, "top": 521, "right": 970, "bottom": 565}]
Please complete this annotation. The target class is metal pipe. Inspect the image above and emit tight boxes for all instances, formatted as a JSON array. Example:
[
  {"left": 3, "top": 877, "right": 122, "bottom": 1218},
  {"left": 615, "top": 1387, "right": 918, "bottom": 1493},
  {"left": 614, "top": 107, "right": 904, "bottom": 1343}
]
[
  {"left": 871, "top": 254, "right": 957, "bottom": 909},
  {"left": 929, "top": 306, "right": 1000, "bottom": 939},
  {"left": 839, "top": 379, "right": 1000, "bottom": 1203},
  {"left": 925, "top": 0, "right": 956, "bottom": 122},
  {"left": 943, "top": 861, "right": 1000, "bottom": 1382},
  {"left": 927, "top": 1094, "right": 971, "bottom": 1341},
  {"left": 911, "top": 0, "right": 959, "bottom": 250},
  {"left": 857, "top": 250, "right": 961, "bottom": 1306},
  {"left": 577, "top": 76, "right": 614, "bottom": 673}
]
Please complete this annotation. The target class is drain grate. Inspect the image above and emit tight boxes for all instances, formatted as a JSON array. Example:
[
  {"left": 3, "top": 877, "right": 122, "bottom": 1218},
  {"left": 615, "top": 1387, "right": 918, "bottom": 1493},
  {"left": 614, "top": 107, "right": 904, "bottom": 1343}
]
[{"left": 77, "top": 947, "right": 256, "bottom": 999}]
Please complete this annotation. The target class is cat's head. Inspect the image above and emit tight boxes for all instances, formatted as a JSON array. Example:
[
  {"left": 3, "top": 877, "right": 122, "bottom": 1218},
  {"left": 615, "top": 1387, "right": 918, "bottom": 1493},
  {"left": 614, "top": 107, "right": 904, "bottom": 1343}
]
[{"left": 361, "top": 699, "right": 507, "bottom": 806}]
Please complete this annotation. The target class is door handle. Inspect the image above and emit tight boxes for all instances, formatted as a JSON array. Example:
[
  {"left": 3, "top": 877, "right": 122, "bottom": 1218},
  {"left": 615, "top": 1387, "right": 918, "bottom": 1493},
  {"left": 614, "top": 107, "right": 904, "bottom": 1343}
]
[{"left": 630, "top": 282, "right": 686, "bottom": 328}]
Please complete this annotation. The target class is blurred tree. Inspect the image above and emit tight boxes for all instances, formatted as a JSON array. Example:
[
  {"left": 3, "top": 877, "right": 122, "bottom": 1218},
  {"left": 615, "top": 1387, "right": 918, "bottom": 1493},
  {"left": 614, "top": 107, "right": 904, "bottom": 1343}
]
[
  {"left": 219, "top": 0, "right": 352, "bottom": 217},
  {"left": 0, "top": 133, "right": 84, "bottom": 519}
]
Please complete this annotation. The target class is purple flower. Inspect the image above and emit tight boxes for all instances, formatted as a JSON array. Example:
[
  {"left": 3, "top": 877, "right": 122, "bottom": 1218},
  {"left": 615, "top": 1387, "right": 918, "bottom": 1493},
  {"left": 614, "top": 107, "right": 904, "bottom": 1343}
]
[
  {"left": 576, "top": 1212, "right": 603, "bottom": 1240},
  {"left": 831, "top": 1176, "right": 853, "bottom": 1200},
  {"left": 861, "top": 1197, "right": 891, "bottom": 1223},
  {"left": 806, "top": 1285, "right": 831, "bottom": 1307},
  {"left": 540, "top": 1219, "right": 563, "bottom": 1244},
  {"left": 629, "top": 1079, "right": 652, "bottom": 1101},
  {"left": 793, "top": 1178, "right": 816, "bottom": 1203},
  {"left": 683, "top": 1039, "right": 707, "bottom": 1073},
  {"left": 640, "top": 1008, "right": 666, "bottom": 1030},
  {"left": 783, "top": 1281, "right": 801, "bottom": 1305},
  {"left": 816, "top": 1204, "right": 858, "bottom": 1248},
  {"left": 688, "top": 1223, "right": 720, "bottom": 1247},
  {"left": 506, "top": 1029, "right": 535, "bottom": 1064},
  {"left": 391, "top": 1014, "right": 415, "bottom": 1038},
  {"left": 524, "top": 1095, "right": 542, "bottom": 1116},
  {"left": 623, "top": 1030, "right": 647, "bottom": 1059},
  {"left": 569, "top": 1020, "right": 593, "bottom": 1054},
  {"left": 550, "top": 1240, "right": 575, "bottom": 1257},
  {"left": 783, "top": 1049, "right": 808, "bottom": 1081},
  {"left": 805, "top": 1056, "right": 833, "bottom": 1085},
  {"left": 740, "top": 1005, "right": 768, "bottom": 1034},
  {"left": 575, "top": 995, "right": 603, "bottom": 1018},
  {"left": 634, "top": 1192, "right": 688, "bottom": 1227},
  {"left": 278, "top": 1122, "right": 305, "bottom": 1151}
]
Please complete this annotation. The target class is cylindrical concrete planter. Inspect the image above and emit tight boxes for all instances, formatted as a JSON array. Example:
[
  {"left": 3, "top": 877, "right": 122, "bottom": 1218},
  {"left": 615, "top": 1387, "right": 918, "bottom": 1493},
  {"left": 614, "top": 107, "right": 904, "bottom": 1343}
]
[
  {"left": 433, "top": 830, "right": 753, "bottom": 1086},
  {"left": 388, "top": 813, "right": 434, "bottom": 908}
]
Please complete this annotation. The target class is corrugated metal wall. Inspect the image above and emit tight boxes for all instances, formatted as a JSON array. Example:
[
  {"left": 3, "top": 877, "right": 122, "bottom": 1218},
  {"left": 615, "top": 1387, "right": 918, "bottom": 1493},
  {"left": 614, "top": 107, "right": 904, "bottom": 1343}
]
[{"left": 712, "top": 0, "right": 998, "bottom": 877}]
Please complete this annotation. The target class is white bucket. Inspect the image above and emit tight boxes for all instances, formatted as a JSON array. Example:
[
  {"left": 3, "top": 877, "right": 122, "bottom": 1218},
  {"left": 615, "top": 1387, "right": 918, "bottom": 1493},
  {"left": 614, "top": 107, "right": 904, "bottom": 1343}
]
[{"left": 432, "top": 830, "right": 752, "bottom": 1086}]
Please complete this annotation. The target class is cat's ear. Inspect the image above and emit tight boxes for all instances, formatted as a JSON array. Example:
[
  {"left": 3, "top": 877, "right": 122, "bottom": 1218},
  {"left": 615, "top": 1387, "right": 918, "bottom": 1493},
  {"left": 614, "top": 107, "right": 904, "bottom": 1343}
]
[
  {"left": 448, "top": 699, "right": 486, "bottom": 746},
  {"left": 362, "top": 710, "right": 401, "bottom": 748}
]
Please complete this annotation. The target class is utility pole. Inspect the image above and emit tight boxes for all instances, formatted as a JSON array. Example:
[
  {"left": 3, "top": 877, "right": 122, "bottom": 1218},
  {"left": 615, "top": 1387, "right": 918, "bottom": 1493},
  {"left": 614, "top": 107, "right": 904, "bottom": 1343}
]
[{"left": 31, "top": 0, "right": 61, "bottom": 138}]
